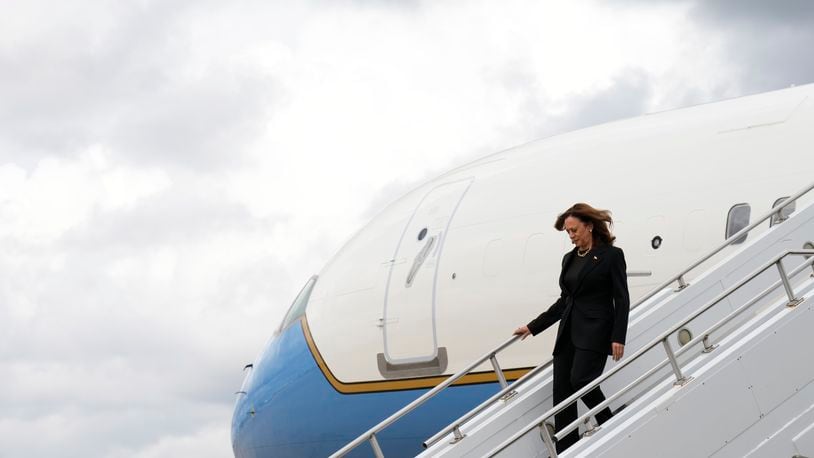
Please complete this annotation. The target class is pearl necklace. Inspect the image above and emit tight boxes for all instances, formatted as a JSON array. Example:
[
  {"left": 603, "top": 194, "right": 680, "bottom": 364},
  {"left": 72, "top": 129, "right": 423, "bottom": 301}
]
[{"left": 577, "top": 247, "right": 591, "bottom": 257}]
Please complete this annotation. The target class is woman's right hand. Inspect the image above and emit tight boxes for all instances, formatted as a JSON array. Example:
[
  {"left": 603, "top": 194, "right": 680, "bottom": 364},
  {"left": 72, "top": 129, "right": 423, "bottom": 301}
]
[{"left": 513, "top": 325, "right": 531, "bottom": 340}]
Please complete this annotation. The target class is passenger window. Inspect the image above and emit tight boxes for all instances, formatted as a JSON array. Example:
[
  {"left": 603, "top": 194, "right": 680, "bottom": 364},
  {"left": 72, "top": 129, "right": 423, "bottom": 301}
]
[
  {"left": 278, "top": 275, "right": 318, "bottom": 332},
  {"left": 726, "top": 203, "right": 751, "bottom": 244},
  {"left": 770, "top": 197, "right": 795, "bottom": 226}
]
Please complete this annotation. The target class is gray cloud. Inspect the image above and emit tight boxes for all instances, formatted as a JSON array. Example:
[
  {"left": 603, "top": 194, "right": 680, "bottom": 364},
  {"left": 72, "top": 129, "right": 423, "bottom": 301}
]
[
  {"left": 0, "top": 0, "right": 278, "bottom": 171},
  {"left": 616, "top": 0, "right": 814, "bottom": 94},
  {"left": 477, "top": 65, "right": 654, "bottom": 144},
  {"left": 540, "top": 71, "right": 654, "bottom": 138},
  {"left": 0, "top": 174, "right": 293, "bottom": 456},
  {"left": 686, "top": 1, "right": 814, "bottom": 93},
  {"left": 697, "top": 0, "right": 814, "bottom": 25},
  {"left": 0, "top": 400, "right": 229, "bottom": 458},
  {"left": 64, "top": 185, "right": 279, "bottom": 248}
]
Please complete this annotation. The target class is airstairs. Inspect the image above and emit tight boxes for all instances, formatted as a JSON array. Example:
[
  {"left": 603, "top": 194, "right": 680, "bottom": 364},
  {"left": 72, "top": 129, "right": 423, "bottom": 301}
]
[{"left": 332, "top": 181, "right": 814, "bottom": 458}]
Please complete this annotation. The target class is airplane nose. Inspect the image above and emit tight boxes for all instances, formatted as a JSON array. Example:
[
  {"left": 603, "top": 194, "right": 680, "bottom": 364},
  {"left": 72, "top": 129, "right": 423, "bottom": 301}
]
[
  {"left": 230, "top": 317, "right": 492, "bottom": 457},
  {"left": 231, "top": 321, "right": 319, "bottom": 456},
  {"left": 232, "top": 318, "right": 417, "bottom": 457},
  {"left": 230, "top": 324, "right": 310, "bottom": 457}
]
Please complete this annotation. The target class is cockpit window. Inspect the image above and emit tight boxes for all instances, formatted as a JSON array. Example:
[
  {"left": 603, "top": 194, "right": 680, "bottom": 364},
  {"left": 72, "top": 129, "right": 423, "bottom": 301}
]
[{"left": 278, "top": 275, "right": 318, "bottom": 332}]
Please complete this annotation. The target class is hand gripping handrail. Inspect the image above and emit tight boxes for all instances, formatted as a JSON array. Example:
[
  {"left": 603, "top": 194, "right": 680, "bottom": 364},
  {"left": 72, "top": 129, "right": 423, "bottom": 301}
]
[
  {"left": 487, "top": 249, "right": 814, "bottom": 457},
  {"left": 332, "top": 179, "right": 814, "bottom": 457},
  {"left": 330, "top": 334, "right": 522, "bottom": 457}
]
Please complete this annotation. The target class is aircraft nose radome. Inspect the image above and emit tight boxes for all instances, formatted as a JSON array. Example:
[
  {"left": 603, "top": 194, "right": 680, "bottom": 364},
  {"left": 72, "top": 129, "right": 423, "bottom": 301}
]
[
  {"left": 230, "top": 320, "right": 344, "bottom": 457},
  {"left": 231, "top": 361, "right": 259, "bottom": 455}
]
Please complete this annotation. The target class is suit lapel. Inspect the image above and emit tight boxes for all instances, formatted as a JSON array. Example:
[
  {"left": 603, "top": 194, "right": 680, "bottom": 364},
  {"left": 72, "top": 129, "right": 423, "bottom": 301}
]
[{"left": 573, "top": 244, "right": 609, "bottom": 295}]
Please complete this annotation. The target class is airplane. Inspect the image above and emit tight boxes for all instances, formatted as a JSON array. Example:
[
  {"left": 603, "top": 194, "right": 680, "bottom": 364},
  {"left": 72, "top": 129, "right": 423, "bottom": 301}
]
[{"left": 231, "top": 82, "right": 814, "bottom": 457}]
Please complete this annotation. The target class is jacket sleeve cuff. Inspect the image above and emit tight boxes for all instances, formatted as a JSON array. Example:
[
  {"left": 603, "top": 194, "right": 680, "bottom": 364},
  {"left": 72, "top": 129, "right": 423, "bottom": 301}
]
[{"left": 527, "top": 320, "right": 543, "bottom": 336}]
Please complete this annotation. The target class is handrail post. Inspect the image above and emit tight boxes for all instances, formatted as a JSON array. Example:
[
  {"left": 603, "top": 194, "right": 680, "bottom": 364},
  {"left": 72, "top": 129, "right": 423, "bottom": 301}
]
[
  {"left": 583, "top": 416, "right": 600, "bottom": 437},
  {"left": 662, "top": 338, "right": 691, "bottom": 386},
  {"left": 449, "top": 425, "right": 466, "bottom": 444},
  {"left": 538, "top": 421, "right": 558, "bottom": 457},
  {"left": 490, "top": 355, "right": 509, "bottom": 389},
  {"left": 702, "top": 334, "right": 718, "bottom": 353},
  {"left": 369, "top": 433, "right": 384, "bottom": 458},
  {"left": 675, "top": 274, "right": 689, "bottom": 291},
  {"left": 776, "top": 260, "right": 804, "bottom": 307}
]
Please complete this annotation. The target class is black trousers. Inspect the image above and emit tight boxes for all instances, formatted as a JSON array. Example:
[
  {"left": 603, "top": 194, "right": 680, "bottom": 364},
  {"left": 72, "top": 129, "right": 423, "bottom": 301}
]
[{"left": 552, "top": 334, "right": 614, "bottom": 453}]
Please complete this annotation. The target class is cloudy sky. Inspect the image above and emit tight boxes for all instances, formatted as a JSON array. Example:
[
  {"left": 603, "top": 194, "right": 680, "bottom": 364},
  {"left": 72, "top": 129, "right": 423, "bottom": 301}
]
[{"left": 1, "top": 1, "right": 813, "bottom": 456}]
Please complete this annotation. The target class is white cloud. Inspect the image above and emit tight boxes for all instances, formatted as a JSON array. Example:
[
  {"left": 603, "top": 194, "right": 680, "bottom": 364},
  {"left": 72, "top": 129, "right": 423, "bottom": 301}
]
[{"left": 0, "top": 148, "right": 170, "bottom": 244}]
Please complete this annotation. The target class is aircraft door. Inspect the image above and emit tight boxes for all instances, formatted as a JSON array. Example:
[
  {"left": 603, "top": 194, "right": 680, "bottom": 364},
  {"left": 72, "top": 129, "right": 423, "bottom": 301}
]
[{"left": 383, "top": 178, "right": 473, "bottom": 364}]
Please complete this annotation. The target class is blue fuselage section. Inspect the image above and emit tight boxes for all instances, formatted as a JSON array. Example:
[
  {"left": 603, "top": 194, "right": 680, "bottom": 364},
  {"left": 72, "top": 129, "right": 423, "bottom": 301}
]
[{"left": 231, "top": 320, "right": 500, "bottom": 457}]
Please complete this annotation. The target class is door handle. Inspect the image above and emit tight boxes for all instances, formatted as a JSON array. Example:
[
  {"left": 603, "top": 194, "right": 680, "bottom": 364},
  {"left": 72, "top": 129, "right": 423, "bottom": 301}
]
[{"left": 405, "top": 235, "right": 437, "bottom": 287}]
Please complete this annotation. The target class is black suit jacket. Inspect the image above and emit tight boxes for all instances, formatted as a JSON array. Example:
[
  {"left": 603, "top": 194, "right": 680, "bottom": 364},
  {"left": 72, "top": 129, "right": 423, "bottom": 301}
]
[{"left": 527, "top": 244, "right": 630, "bottom": 355}]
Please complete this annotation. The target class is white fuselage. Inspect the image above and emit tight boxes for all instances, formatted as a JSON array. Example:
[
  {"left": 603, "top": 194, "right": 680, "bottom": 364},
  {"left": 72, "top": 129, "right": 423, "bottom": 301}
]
[{"left": 304, "top": 84, "right": 814, "bottom": 391}]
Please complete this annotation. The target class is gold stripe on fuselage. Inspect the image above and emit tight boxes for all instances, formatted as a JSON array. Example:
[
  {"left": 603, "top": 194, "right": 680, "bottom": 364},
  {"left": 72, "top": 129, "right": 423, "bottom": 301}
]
[{"left": 300, "top": 316, "right": 532, "bottom": 394}]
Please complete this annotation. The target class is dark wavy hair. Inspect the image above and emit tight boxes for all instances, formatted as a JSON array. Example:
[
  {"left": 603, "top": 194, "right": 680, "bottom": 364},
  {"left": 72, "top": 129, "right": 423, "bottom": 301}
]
[{"left": 554, "top": 203, "right": 616, "bottom": 246}]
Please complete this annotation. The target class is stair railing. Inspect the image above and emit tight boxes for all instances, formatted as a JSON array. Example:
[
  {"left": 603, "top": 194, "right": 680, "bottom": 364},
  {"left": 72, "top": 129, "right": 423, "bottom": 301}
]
[
  {"left": 423, "top": 355, "right": 551, "bottom": 448},
  {"left": 488, "top": 249, "right": 814, "bottom": 457},
  {"left": 330, "top": 334, "right": 522, "bottom": 457}
]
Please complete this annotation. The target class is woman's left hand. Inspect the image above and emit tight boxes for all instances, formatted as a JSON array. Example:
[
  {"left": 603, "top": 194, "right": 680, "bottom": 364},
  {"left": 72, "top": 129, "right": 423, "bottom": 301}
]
[
  {"left": 513, "top": 325, "right": 532, "bottom": 340},
  {"left": 611, "top": 342, "right": 625, "bottom": 361}
]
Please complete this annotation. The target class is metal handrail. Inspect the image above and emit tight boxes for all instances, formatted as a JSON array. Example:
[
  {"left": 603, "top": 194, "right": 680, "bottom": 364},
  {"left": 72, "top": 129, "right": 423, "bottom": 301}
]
[
  {"left": 330, "top": 334, "right": 521, "bottom": 457},
  {"left": 488, "top": 249, "right": 814, "bottom": 456},
  {"left": 423, "top": 355, "right": 551, "bottom": 448},
  {"left": 333, "top": 180, "right": 814, "bottom": 457},
  {"left": 551, "top": 250, "right": 813, "bottom": 442}
]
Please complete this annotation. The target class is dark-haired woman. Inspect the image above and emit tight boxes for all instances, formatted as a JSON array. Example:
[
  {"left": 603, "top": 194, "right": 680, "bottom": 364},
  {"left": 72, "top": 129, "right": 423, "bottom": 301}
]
[{"left": 513, "top": 203, "right": 630, "bottom": 453}]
